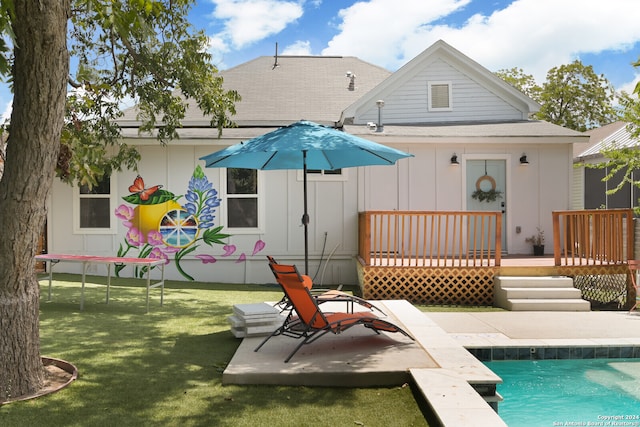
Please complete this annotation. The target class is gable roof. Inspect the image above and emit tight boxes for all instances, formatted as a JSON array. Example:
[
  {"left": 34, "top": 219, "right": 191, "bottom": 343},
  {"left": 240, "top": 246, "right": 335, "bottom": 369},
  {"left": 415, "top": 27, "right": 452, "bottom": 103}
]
[
  {"left": 340, "top": 39, "right": 540, "bottom": 124},
  {"left": 576, "top": 121, "right": 637, "bottom": 160},
  {"left": 119, "top": 56, "right": 391, "bottom": 128}
]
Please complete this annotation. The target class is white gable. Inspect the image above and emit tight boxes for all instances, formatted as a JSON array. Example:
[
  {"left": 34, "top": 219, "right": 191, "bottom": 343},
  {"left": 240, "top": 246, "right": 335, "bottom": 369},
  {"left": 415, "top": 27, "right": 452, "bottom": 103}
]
[{"left": 342, "top": 40, "right": 539, "bottom": 126}]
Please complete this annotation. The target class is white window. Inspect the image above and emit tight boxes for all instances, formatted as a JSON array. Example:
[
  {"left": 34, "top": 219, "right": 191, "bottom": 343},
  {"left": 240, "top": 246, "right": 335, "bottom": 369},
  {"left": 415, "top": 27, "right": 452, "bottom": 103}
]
[
  {"left": 428, "top": 81, "right": 452, "bottom": 111},
  {"left": 301, "top": 168, "right": 348, "bottom": 182},
  {"left": 222, "top": 168, "right": 264, "bottom": 232},
  {"left": 74, "top": 175, "right": 117, "bottom": 234}
]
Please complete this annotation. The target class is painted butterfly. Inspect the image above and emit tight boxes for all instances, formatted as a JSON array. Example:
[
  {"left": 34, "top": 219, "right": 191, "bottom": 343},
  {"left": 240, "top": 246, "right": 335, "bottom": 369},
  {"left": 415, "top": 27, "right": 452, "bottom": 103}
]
[{"left": 128, "top": 175, "right": 162, "bottom": 201}]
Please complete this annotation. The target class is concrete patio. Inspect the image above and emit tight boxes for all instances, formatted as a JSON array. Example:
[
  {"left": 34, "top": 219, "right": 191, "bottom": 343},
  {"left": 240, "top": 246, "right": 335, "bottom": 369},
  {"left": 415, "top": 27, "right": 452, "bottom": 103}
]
[{"left": 222, "top": 301, "right": 640, "bottom": 426}]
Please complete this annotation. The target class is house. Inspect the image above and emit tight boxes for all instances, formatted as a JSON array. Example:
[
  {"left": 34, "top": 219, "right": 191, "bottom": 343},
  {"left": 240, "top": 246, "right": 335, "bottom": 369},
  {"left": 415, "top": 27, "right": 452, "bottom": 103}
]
[
  {"left": 44, "top": 40, "right": 589, "bottom": 286},
  {"left": 573, "top": 121, "right": 640, "bottom": 212}
]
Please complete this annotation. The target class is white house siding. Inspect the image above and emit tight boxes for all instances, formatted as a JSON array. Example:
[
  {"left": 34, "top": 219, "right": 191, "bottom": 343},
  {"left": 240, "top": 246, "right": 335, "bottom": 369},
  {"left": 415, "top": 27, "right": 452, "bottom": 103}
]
[
  {"left": 358, "top": 142, "right": 572, "bottom": 255},
  {"left": 353, "top": 58, "right": 523, "bottom": 125},
  {"left": 571, "top": 165, "right": 585, "bottom": 210},
  {"left": 45, "top": 143, "right": 362, "bottom": 285}
]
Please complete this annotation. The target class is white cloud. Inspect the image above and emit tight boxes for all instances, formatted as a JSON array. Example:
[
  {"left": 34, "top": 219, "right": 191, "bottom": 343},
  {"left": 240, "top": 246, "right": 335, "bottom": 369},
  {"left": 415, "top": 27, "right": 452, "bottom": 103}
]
[
  {"left": 322, "top": 0, "right": 470, "bottom": 65},
  {"left": 322, "top": 0, "right": 640, "bottom": 85},
  {"left": 281, "top": 40, "right": 312, "bottom": 55},
  {"left": 1, "top": 100, "right": 11, "bottom": 122},
  {"left": 618, "top": 74, "right": 640, "bottom": 96},
  {"left": 211, "top": 0, "right": 304, "bottom": 48}
]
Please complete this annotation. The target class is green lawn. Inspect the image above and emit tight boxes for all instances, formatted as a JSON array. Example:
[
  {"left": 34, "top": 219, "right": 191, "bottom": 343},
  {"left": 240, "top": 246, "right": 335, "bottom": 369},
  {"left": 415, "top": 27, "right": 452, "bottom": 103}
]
[{"left": 1, "top": 274, "right": 428, "bottom": 427}]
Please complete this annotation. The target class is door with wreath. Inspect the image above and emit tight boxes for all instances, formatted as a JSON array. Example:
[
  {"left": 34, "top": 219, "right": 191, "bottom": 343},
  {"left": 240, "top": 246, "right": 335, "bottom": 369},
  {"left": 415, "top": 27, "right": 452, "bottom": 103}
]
[{"left": 466, "top": 159, "right": 506, "bottom": 253}]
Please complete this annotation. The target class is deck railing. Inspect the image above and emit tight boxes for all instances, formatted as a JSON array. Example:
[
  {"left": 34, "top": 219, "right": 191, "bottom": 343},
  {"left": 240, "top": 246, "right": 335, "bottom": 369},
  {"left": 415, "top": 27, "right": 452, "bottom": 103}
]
[
  {"left": 552, "top": 209, "right": 634, "bottom": 266},
  {"left": 358, "top": 211, "right": 502, "bottom": 267}
]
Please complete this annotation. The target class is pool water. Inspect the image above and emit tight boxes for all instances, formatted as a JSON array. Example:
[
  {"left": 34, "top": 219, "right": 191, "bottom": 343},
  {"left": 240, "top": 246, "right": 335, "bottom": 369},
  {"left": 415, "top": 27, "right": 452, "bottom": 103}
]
[{"left": 485, "top": 358, "right": 640, "bottom": 427}]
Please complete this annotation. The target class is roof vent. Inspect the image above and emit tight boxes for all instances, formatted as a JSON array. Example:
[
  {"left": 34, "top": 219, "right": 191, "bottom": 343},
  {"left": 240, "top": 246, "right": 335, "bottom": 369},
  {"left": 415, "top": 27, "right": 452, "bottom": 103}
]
[{"left": 346, "top": 71, "right": 356, "bottom": 91}]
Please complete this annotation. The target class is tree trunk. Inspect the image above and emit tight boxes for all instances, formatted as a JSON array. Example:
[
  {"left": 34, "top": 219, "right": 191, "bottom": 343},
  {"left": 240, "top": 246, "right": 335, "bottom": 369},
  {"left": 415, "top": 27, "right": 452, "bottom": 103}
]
[{"left": 0, "top": 1, "right": 69, "bottom": 401}]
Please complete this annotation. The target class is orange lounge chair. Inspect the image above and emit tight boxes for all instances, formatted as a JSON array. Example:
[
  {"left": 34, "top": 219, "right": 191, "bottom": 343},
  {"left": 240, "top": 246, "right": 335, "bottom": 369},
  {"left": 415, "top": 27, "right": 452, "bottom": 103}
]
[
  {"left": 255, "top": 261, "right": 413, "bottom": 363},
  {"left": 267, "top": 256, "right": 384, "bottom": 315},
  {"left": 629, "top": 260, "right": 640, "bottom": 314}
]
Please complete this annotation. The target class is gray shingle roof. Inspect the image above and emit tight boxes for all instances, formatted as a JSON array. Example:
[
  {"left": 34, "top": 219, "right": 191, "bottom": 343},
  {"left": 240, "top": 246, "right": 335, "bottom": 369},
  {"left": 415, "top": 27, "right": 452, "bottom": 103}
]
[
  {"left": 119, "top": 56, "right": 391, "bottom": 127},
  {"left": 575, "top": 121, "right": 633, "bottom": 159}
]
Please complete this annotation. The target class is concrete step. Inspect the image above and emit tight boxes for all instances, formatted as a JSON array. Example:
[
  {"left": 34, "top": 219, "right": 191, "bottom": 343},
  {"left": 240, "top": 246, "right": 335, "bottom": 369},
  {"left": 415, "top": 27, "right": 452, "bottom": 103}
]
[
  {"left": 495, "top": 276, "right": 573, "bottom": 288},
  {"left": 494, "top": 275, "right": 590, "bottom": 311},
  {"left": 499, "top": 287, "right": 583, "bottom": 299},
  {"left": 506, "top": 298, "right": 591, "bottom": 311}
]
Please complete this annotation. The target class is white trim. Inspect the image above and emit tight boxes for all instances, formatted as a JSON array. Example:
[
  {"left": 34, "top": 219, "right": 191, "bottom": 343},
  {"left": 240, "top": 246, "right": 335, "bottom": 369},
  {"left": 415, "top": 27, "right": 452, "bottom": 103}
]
[
  {"left": 297, "top": 169, "right": 348, "bottom": 182},
  {"left": 219, "top": 168, "right": 265, "bottom": 234},
  {"left": 73, "top": 175, "right": 118, "bottom": 234}
]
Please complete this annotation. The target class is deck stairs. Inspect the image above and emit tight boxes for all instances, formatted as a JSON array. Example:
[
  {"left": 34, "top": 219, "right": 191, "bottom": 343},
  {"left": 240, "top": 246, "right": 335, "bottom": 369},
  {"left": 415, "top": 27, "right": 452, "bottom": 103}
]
[{"left": 494, "top": 276, "right": 590, "bottom": 311}]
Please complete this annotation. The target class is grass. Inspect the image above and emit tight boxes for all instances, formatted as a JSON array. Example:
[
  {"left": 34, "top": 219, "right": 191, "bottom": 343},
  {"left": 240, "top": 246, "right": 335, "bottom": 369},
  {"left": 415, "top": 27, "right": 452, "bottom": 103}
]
[{"left": 1, "top": 274, "right": 428, "bottom": 427}]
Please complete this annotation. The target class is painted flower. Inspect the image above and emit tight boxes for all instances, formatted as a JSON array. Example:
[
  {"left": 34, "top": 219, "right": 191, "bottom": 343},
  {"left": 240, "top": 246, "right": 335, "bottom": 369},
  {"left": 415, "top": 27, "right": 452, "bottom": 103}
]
[
  {"left": 161, "top": 245, "right": 180, "bottom": 254},
  {"left": 236, "top": 253, "right": 246, "bottom": 263},
  {"left": 184, "top": 201, "right": 198, "bottom": 216},
  {"left": 196, "top": 254, "right": 217, "bottom": 264},
  {"left": 205, "top": 191, "right": 221, "bottom": 207},
  {"left": 149, "top": 247, "right": 169, "bottom": 264},
  {"left": 198, "top": 214, "right": 215, "bottom": 229},
  {"left": 147, "top": 230, "right": 164, "bottom": 246},
  {"left": 126, "top": 227, "right": 144, "bottom": 247},
  {"left": 222, "top": 244, "right": 236, "bottom": 256},
  {"left": 252, "top": 240, "right": 266, "bottom": 256},
  {"left": 115, "top": 204, "right": 134, "bottom": 221}
]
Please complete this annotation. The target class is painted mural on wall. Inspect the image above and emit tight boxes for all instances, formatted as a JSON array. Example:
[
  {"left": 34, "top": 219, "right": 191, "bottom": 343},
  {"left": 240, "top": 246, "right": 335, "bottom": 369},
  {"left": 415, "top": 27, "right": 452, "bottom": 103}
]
[{"left": 114, "top": 166, "right": 265, "bottom": 280}]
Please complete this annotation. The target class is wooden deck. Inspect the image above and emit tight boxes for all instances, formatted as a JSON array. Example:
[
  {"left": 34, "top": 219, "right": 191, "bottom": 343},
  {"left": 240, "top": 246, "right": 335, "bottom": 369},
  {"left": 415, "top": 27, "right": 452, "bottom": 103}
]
[{"left": 357, "top": 209, "right": 635, "bottom": 307}]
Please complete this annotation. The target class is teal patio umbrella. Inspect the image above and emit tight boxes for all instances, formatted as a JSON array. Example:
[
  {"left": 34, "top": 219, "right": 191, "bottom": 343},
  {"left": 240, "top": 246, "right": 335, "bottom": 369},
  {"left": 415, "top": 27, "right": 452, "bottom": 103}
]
[{"left": 200, "top": 120, "right": 413, "bottom": 274}]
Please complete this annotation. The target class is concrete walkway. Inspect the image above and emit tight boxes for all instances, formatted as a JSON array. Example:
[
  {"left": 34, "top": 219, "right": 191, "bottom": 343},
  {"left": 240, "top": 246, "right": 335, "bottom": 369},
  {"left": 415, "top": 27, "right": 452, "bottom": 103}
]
[{"left": 425, "top": 311, "right": 640, "bottom": 349}]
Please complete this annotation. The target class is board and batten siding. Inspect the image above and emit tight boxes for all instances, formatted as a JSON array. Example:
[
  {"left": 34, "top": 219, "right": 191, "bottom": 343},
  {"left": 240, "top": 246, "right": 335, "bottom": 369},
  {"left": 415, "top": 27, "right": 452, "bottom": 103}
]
[
  {"left": 354, "top": 58, "right": 523, "bottom": 125},
  {"left": 44, "top": 144, "right": 361, "bottom": 284}
]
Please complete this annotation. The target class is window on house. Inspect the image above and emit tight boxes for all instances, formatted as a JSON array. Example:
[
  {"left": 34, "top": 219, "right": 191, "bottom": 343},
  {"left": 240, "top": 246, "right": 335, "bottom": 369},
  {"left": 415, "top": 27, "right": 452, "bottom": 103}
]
[
  {"left": 428, "top": 81, "right": 452, "bottom": 111},
  {"left": 302, "top": 169, "right": 347, "bottom": 182},
  {"left": 308, "top": 169, "right": 342, "bottom": 175},
  {"left": 226, "top": 168, "right": 259, "bottom": 228},
  {"left": 74, "top": 175, "right": 117, "bottom": 233}
]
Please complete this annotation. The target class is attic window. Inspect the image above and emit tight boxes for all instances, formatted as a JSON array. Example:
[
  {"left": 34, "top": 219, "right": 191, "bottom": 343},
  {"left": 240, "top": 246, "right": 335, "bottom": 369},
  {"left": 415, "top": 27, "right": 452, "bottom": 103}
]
[{"left": 428, "top": 81, "right": 452, "bottom": 111}]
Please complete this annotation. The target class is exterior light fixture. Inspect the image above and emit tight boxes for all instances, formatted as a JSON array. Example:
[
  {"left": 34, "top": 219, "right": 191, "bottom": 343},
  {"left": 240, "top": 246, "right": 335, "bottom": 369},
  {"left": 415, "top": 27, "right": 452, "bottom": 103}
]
[
  {"left": 450, "top": 153, "right": 459, "bottom": 165},
  {"left": 519, "top": 154, "right": 529, "bottom": 165}
]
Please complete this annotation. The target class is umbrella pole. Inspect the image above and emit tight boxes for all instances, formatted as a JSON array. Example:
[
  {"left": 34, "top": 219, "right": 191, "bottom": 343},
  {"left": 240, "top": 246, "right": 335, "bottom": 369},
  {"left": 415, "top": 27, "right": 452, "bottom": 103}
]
[{"left": 302, "top": 151, "right": 309, "bottom": 275}]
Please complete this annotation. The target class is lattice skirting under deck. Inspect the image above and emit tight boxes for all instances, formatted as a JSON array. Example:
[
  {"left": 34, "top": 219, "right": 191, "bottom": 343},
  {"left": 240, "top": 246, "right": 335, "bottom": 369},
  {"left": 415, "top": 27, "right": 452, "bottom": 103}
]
[
  {"left": 357, "top": 263, "right": 633, "bottom": 307},
  {"left": 358, "top": 264, "right": 497, "bottom": 306}
]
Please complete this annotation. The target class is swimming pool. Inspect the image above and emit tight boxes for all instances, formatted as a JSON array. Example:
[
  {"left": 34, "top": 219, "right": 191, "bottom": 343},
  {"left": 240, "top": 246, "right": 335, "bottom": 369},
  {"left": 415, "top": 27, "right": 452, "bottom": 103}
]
[{"left": 485, "top": 358, "right": 640, "bottom": 427}]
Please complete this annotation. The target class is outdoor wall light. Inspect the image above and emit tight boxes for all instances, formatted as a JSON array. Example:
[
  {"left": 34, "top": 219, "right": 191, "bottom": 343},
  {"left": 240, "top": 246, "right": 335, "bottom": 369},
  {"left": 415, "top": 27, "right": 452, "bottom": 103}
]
[
  {"left": 519, "top": 154, "right": 529, "bottom": 165},
  {"left": 450, "top": 153, "right": 459, "bottom": 165}
]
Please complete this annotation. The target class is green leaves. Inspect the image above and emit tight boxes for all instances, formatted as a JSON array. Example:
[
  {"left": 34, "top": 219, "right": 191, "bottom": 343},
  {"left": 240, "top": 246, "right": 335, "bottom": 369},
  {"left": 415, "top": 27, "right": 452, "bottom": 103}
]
[
  {"left": 202, "top": 227, "right": 231, "bottom": 246},
  {"left": 122, "top": 188, "right": 175, "bottom": 205},
  {"left": 50, "top": 0, "right": 239, "bottom": 186},
  {"left": 496, "top": 61, "right": 620, "bottom": 132}
]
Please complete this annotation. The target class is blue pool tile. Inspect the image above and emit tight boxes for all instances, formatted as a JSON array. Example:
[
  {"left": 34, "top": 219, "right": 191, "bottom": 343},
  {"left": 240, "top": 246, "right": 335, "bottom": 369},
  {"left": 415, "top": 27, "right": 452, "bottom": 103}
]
[
  {"left": 581, "top": 347, "right": 595, "bottom": 359},
  {"left": 505, "top": 347, "right": 518, "bottom": 360},
  {"left": 558, "top": 347, "right": 572, "bottom": 359},
  {"left": 492, "top": 347, "right": 505, "bottom": 360},
  {"left": 570, "top": 347, "right": 583, "bottom": 359},
  {"left": 619, "top": 346, "right": 633, "bottom": 358},
  {"left": 517, "top": 347, "right": 532, "bottom": 360},
  {"left": 594, "top": 347, "right": 609, "bottom": 358}
]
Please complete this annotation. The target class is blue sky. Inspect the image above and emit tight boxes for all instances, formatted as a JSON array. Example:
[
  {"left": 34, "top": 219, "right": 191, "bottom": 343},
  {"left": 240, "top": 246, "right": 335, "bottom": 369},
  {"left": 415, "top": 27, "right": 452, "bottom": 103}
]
[
  {"left": 196, "top": 0, "right": 640, "bottom": 89},
  {"left": 2, "top": 0, "right": 640, "bottom": 119}
]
